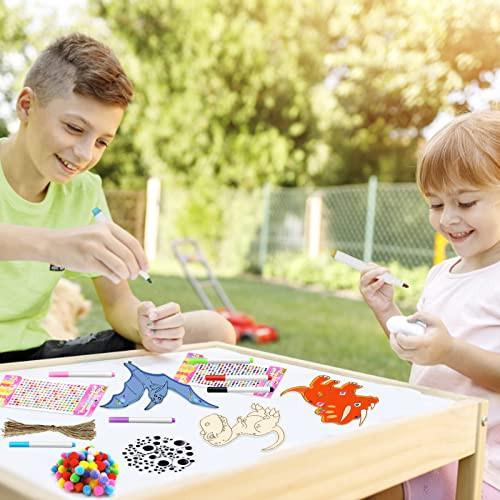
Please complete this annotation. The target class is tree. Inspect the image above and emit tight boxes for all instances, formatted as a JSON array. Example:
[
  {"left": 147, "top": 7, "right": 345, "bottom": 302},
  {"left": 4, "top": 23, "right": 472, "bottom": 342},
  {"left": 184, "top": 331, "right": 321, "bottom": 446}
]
[
  {"left": 316, "top": 0, "right": 500, "bottom": 184},
  {"left": 93, "top": 0, "right": 500, "bottom": 188},
  {"left": 0, "top": 0, "right": 28, "bottom": 135},
  {"left": 92, "top": 0, "right": 330, "bottom": 188}
]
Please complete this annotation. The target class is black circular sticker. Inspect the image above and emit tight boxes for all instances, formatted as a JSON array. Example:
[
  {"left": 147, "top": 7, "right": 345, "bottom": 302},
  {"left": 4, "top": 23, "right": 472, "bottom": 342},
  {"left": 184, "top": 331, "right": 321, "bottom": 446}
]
[{"left": 122, "top": 435, "right": 195, "bottom": 474}]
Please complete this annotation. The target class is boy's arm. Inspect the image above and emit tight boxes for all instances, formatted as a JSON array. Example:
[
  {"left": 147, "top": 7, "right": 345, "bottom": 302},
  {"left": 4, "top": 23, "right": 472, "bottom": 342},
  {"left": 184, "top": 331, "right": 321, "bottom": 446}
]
[
  {"left": 93, "top": 277, "right": 185, "bottom": 353},
  {"left": 0, "top": 222, "right": 148, "bottom": 284},
  {"left": 93, "top": 277, "right": 142, "bottom": 344},
  {"left": 0, "top": 224, "right": 55, "bottom": 261}
]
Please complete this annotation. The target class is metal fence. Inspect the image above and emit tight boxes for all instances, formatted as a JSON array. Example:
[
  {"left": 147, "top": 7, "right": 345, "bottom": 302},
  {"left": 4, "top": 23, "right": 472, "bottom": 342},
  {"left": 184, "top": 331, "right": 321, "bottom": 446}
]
[
  {"left": 156, "top": 177, "right": 447, "bottom": 273},
  {"left": 260, "top": 178, "right": 438, "bottom": 268}
]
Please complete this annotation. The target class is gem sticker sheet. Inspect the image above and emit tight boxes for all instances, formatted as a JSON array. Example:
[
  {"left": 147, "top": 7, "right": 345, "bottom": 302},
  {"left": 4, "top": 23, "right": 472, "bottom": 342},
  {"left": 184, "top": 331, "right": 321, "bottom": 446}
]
[
  {"left": 173, "top": 353, "right": 286, "bottom": 398},
  {"left": 0, "top": 374, "right": 107, "bottom": 416}
]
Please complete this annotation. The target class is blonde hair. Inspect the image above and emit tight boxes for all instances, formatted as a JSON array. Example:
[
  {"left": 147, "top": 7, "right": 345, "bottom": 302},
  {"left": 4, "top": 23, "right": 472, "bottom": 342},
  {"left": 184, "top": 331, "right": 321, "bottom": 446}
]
[
  {"left": 24, "top": 33, "right": 133, "bottom": 107},
  {"left": 417, "top": 110, "right": 500, "bottom": 194}
]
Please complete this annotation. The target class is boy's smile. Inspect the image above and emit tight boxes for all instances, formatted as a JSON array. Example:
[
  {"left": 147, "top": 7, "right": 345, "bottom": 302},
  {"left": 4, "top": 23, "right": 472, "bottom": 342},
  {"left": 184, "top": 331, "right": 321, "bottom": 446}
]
[{"left": 1, "top": 89, "right": 124, "bottom": 202}]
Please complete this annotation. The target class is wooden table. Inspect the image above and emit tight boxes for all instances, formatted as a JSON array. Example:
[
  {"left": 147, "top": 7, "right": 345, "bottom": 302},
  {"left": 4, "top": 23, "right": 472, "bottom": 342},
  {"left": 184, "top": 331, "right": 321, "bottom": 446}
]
[{"left": 0, "top": 342, "right": 488, "bottom": 499}]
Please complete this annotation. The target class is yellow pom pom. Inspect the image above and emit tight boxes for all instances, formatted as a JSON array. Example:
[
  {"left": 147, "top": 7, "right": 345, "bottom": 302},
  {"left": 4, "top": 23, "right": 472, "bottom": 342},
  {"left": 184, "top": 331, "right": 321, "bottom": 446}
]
[{"left": 58, "top": 478, "right": 65, "bottom": 488}]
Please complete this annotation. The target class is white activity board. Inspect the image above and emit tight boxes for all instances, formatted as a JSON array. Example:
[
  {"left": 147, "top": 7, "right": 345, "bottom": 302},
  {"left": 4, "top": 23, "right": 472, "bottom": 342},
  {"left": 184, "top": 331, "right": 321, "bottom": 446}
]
[{"left": 0, "top": 343, "right": 487, "bottom": 500}]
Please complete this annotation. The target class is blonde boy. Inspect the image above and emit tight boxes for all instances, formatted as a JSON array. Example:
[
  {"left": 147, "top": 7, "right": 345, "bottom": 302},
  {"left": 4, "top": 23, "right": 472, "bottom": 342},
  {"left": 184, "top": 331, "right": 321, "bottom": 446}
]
[{"left": 0, "top": 33, "right": 235, "bottom": 362}]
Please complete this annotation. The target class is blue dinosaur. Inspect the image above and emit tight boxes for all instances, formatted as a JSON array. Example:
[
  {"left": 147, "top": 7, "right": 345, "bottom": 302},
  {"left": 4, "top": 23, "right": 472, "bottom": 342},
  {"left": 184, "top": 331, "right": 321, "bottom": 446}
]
[{"left": 101, "top": 361, "right": 218, "bottom": 410}]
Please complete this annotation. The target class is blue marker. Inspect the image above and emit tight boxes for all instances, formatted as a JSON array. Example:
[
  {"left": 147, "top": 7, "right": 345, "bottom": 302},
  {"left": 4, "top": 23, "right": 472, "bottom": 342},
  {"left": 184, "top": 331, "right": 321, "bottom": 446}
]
[
  {"left": 92, "top": 207, "right": 152, "bottom": 284},
  {"left": 9, "top": 441, "right": 75, "bottom": 448}
]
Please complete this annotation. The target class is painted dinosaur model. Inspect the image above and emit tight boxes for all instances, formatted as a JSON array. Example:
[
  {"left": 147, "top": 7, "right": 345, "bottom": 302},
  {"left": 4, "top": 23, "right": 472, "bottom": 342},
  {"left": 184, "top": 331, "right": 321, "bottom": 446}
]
[{"left": 281, "top": 375, "right": 378, "bottom": 426}]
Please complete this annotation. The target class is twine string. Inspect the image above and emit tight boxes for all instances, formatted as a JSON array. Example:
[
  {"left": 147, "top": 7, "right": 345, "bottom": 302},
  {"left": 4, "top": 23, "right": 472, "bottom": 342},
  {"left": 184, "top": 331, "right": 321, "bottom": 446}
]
[{"left": 2, "top": 419, "right": 96, "bottom": 440}]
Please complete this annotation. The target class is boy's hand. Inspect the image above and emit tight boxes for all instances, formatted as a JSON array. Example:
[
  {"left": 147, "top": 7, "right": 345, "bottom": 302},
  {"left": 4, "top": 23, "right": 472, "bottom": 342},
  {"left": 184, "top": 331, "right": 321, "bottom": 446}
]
[
  {"left": 359, "top": 264, "right": 395, "bottom": 314},
  {"left": 389, "top": 312, "right": 454, "bottom": 365},
  {"left": 137, "top": 301, "right": 185, "bottom": 353},
  {"left": 46, "top": 222, "right": 148, "bottom": 284}
]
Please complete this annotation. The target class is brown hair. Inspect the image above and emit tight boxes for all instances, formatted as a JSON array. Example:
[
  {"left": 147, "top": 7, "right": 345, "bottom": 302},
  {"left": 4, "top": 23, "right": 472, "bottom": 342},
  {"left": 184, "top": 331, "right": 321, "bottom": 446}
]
[
  {"left": 24, "top": 33, "right": 133, "bottom": 107},
  {"left": 417, "top": 110, "right": 500, "bottom": 194}
]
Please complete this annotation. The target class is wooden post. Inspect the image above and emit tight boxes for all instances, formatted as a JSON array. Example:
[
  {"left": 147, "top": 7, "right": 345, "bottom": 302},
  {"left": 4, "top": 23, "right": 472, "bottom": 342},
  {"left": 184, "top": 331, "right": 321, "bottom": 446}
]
[
  {"left": 144, "top": 177, "right": 161, "bottom": 262},
  {"left": 363, "top": 175, "right": 378, "bottom": 262}
]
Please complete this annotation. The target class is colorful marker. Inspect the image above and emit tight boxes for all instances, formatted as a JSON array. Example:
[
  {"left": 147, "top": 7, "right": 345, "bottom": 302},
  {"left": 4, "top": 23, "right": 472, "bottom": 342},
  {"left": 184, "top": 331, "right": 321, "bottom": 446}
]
[
  {"left": 207, "top": 386, "right": 274, "bottom": 393},
  {"left": 205, "top": 374, "right": 271, "bottom": 382},
  {"left": 92, "top": 207, "right": 152, "bottom": 284},
  {"left": 9, "top": 441, "right": 75, "bottom": 448},
  {"left": 187, "top": 357, "right": 254, "bottom": 365},
  {"left": 109, "top": 417, "right": 175, "bottom": 424},
  {"left": 331, "top": 249, "right": 409, "bottom": 289},
  {"left": 49, "top": 371, "right": 115, "bottom": 378}
]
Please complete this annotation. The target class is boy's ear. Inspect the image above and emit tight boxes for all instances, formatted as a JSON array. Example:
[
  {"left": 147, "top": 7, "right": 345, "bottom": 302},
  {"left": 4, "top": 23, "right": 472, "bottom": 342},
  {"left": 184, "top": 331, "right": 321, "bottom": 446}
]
[{"left": 16, "top": 87, "right": 36, "bottom": 122}]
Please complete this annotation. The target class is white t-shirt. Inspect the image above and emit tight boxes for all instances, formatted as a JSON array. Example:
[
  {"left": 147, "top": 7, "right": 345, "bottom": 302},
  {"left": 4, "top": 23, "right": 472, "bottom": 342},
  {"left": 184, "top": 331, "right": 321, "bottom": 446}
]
[{"left": 412, "top": 257, "right": 500, "bottom": 488}]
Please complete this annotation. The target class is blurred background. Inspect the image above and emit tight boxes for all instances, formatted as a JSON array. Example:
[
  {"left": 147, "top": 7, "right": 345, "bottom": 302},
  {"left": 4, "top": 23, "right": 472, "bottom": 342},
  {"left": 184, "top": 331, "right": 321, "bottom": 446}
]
[{"left": 1, "top": 0, "right": 499, "bottom": 378}]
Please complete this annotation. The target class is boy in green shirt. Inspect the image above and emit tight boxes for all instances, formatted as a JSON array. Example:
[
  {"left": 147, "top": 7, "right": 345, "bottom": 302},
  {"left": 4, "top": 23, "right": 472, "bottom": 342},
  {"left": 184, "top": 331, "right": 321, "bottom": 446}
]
[{"left": 0, "top": 33, "right": 235, "bottom": 362}]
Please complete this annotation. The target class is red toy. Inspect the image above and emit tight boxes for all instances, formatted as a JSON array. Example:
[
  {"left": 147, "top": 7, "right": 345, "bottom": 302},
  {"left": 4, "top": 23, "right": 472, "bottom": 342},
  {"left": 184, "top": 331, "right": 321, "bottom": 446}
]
[{"left": 171, "top": 239, "right": 279, "bottom": 344}]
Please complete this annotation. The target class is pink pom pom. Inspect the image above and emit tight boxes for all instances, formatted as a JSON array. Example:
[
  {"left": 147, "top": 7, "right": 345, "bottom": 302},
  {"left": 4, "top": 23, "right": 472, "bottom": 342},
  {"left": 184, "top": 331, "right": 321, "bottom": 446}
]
[
  {"left": 93, "top": 485, "right": 104, "bottom": 496},
  {"left": 64, "top": 481, "right": 74, "bottom": 491}
]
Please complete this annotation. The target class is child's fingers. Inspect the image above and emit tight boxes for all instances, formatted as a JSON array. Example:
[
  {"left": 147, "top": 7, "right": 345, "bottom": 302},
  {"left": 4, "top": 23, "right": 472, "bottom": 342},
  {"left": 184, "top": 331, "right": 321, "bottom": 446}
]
[
  {"left": 109, "top": 222, "right": 149, "bottom": 273},
  {"left": 149, "top": 302, "right": 181, "bottom": 320},
  {"left": 95, "top": 255, "right": 127, "bottom": 284},
  {"left": 396, "top": 334, "right": 422, "bottom": 350},
  {"left": 389, "top": 334, "right": 413, "bottom": 360},
  {"left": 150, "top": 337, "right": 183, "bottom": 353},
  {"left": 148, "top": 314, "right": 184, "bottom": 331},
  {"left": 148, "top": 326, "right": 185, "bottom": 341},
  {"left": 364, "top": 277, "right": 386, "bottom": 294},
  {"left": 360, "top": 266, "right": 390, "bottom": 286},
  {"left": 408, "top": 311, "right": 438, "bottom": 327},
  {"left": 138, "top": 301, "right": 156, "bottom": 319}
]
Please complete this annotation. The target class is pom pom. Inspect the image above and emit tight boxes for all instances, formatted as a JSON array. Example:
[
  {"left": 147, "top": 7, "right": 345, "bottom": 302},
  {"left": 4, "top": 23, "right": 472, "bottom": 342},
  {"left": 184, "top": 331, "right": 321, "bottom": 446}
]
[
  {"left": 93, "top": 485, "right": 104, "bottom": 497},
  {"left": 51, "top": 448, "right": 118, "bottom": 496},
  {"left": 64, "top": 481, "right": 74, "bottom": 491}
]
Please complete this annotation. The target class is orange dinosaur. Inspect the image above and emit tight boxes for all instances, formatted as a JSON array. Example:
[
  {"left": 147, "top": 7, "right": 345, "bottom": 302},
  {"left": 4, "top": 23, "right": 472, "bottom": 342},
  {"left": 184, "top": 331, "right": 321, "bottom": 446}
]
[{"left": 281, "top": 375, "right": 379, "bottom": 426}]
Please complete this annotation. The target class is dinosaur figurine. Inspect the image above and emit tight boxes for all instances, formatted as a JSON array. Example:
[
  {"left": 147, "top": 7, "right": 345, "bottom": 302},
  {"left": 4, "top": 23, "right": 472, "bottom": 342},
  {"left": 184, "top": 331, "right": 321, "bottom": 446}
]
[
  {"left": 101, "top": 361, "right": 218, "bottom": 410},
  {"left": 281, "top": 375, "right": 378, "bottom": 426}
]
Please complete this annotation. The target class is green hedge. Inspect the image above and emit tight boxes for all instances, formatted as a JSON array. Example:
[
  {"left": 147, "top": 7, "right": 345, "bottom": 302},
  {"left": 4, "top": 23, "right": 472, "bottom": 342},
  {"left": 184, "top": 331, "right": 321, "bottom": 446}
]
[{"left": 263, "top": 251, "right": 430, "bottom": 311}]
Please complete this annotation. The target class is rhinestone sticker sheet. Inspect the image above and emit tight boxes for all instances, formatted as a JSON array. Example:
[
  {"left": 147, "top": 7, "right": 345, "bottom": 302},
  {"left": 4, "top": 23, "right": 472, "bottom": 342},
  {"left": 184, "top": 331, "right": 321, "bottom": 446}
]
[{"left": 0, "top": 374, "right": 107, "bottom": 416}]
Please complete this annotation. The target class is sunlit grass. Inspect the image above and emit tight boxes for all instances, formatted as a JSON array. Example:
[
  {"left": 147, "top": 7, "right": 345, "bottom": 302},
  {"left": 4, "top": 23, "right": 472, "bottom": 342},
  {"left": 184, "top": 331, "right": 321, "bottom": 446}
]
[{"left": 78, "top": 274, "right": 410, "bottom": 382}]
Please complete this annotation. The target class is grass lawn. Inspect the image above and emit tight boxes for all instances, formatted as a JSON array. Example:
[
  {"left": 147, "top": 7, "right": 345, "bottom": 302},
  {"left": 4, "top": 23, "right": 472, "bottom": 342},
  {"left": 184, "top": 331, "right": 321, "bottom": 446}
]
[{"left": 78, "top": 274, "right": 410, "bottom": 382}]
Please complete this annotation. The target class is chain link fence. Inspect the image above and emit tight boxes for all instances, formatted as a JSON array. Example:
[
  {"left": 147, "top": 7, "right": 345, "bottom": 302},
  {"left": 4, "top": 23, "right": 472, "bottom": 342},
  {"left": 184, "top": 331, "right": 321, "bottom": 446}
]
[{"left": 156, "top": 178, "right": 447, "bottom": 273}]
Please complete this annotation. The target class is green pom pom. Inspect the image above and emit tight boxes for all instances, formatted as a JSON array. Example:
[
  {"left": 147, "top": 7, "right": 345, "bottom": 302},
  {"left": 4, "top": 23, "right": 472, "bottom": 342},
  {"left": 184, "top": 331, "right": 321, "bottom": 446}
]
[{"left": 70, "top": 473, "right": 80, "bottom": 483}]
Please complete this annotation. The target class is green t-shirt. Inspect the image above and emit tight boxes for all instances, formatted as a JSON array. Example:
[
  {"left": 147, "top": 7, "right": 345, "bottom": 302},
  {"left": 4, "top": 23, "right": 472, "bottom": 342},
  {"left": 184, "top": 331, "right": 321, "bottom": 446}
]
[{"left": 0, "top": 161, "right": 110, "bottom": 353}]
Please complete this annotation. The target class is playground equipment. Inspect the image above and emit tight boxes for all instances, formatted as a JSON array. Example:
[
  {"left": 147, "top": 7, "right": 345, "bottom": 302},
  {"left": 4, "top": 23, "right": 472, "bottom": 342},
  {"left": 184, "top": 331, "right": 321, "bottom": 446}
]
[{"left": 171, "top": 238, "right": 279, "bottom": 344}]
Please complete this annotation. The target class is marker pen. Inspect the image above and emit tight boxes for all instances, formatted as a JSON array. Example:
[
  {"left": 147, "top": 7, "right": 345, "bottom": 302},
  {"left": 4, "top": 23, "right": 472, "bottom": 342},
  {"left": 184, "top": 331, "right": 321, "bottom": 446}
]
[
  {"left": 9, "top": 441, "right": 75, "bottom": 448},
  {"left": 92, "top": 207, "right": 152, "bottom": 284},
  {"left": 331, "top": 249, "right": 409, "bottom": 289},
  {"left": 207, "top": 386, "right": 274, "bottom": 393},
  {"left": 205, "top": 374, "right": 271, "bottom": 382},
  {"left": 187, "top": 357, "right": 254, "bottom": 365},
  {"left": 49, "top": 371, "right": 115, "bottom": 378},
  {"left": 109, "top": 417, "right": 175, "bottom": 424}
]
